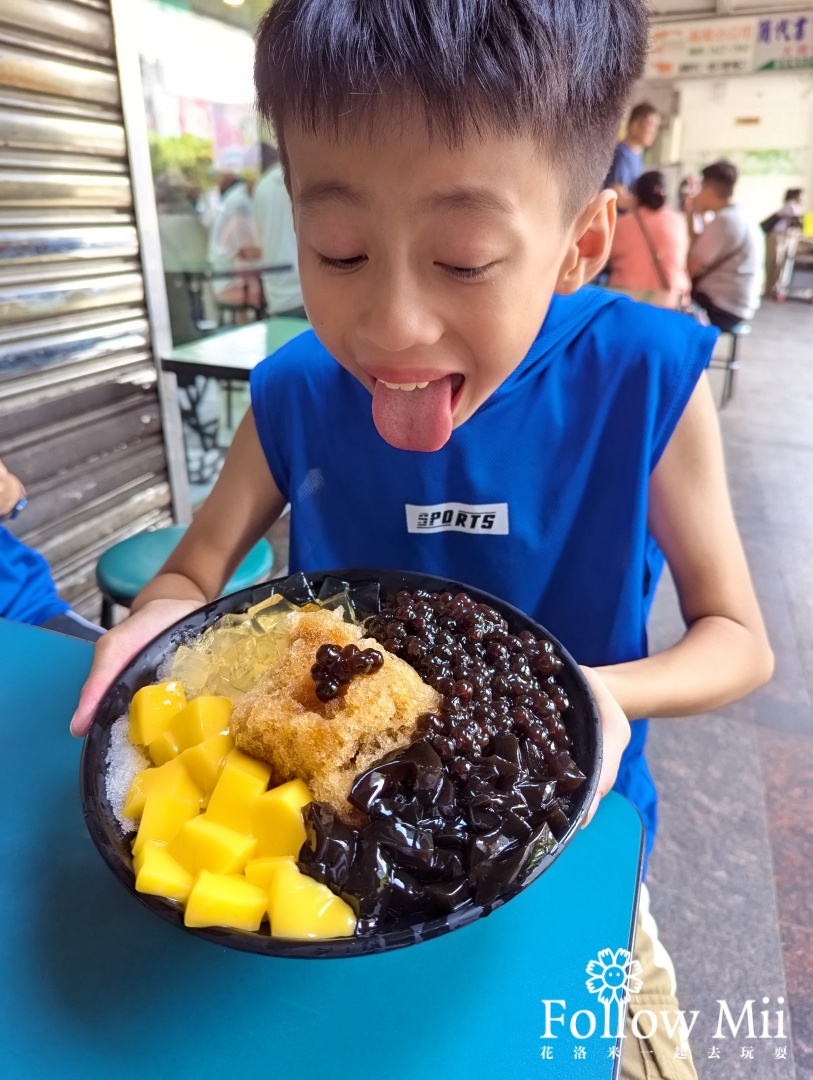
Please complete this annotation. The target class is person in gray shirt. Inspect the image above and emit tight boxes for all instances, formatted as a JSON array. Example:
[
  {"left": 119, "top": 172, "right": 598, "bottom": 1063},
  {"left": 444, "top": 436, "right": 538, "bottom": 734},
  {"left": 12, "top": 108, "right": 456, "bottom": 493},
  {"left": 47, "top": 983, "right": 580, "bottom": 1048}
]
[{"left": 688, "top": 161, "right": 763, "bottom": 331}]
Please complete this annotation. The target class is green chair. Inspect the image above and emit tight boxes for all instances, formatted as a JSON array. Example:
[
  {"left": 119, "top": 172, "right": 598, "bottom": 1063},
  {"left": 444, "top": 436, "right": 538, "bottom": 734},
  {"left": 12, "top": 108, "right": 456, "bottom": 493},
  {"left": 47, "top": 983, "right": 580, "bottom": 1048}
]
[
  {"left": 96, "top": 525, "right": 273, "bottom": 629},
  {"left": 709, "top": 322, "right": 752, "bottom": 408}
]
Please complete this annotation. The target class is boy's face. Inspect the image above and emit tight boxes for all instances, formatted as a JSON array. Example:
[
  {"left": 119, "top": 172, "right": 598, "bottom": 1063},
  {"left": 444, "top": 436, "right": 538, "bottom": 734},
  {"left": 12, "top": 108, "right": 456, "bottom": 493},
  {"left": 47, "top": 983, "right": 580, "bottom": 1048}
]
[{"left": 285, "top": 116, "right": 610, "bottom": 451}]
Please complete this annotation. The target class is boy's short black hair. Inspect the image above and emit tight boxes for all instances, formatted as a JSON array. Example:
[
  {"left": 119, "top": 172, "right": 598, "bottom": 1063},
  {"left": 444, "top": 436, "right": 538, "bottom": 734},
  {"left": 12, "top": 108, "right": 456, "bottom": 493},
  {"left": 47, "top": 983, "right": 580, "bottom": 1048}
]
[
  {"left": 701, "top": 160, "right": 738, "bottom": 200},
  {"left": 255, "top": 0, "right": 650, "bottom": 216}
]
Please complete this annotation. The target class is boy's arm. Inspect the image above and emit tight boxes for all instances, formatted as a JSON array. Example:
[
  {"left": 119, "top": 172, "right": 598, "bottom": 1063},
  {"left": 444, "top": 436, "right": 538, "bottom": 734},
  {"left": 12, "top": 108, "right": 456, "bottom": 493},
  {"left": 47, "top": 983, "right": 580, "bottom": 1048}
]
[
  {"left": 596, "top": 374, "right": 774, "bottom": 719},
  {"left": 133, "top": 408, "right": 286, "bottom": 609},
  {"left": 71, "top": 409, "right": 286, "bottom": 735}
]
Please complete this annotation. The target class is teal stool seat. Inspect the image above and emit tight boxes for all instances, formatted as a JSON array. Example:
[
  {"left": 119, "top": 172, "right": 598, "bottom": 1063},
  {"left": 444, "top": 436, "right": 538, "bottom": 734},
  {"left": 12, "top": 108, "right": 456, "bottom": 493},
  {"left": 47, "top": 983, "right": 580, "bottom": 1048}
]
[{"left": 96, "top": 525, "right": 273, "bottom": 628}]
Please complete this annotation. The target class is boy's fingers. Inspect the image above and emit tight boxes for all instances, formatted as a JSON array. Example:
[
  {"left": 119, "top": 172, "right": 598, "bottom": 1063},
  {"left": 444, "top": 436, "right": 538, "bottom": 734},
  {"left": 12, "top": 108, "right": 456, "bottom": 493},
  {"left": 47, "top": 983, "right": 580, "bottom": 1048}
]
[
  {"left": 69, "top": 598, "right": 202, "bottom": 738},
  {"left": 70, "top": 635, "right": 127, "bottom": 737},
  {"left": 70, "top": 674, "right": 107, "bottom": 737},
  {"left": 579, "top": 665, "right": 631, "bottom": 827}
]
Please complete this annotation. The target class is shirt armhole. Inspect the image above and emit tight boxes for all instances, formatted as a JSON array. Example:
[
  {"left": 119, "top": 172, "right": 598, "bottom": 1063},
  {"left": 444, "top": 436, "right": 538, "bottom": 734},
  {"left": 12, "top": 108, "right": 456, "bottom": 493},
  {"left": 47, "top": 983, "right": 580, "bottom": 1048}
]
[
  {"left": 650, "top": 322, "right": 719, "bottom": 473},
  {"left": 249, "top": 360, "right": 291, "bottom": 502}
]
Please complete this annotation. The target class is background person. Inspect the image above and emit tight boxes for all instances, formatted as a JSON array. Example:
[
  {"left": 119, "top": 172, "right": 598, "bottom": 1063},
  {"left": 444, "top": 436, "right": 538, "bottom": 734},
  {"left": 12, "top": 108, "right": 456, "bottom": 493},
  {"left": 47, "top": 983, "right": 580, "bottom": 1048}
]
[
  {"left": 688, "top": 160, "right": 763, "bottom": 332},
  {"left": 207, "top": 172, "right": 263, "bottom": 313},
  {"left": 608, "top": 170, "right": 690, "bottom": 297},
  {"left": 253, "top": 144, "right": 306, "bottom": 319},
  {"left": 604, "top": 101, "right": 662, "bottom": 214},
  {"left": 763, "top": 187, "right": 804, "bottom": 298},
  {"left": 0, "top": 458, "right": 102, "bottom": 640}
]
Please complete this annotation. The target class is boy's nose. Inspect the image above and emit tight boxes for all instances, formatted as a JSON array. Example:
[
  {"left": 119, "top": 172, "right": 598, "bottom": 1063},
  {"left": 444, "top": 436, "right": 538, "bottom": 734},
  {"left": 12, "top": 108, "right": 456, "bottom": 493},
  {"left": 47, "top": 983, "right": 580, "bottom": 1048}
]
[{"left": 355, "top": 273, "right": 443, "bottom": 354}]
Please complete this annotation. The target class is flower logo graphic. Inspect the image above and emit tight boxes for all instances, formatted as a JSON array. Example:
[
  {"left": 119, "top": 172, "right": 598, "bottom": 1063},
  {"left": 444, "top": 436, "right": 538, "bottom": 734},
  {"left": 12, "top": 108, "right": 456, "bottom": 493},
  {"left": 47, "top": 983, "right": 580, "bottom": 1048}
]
[
  {"left": 586, "top": 949, "right": 643, "bottom": 1004},
  {"left": 584, "top": 949, "right": 644, "bottom": 1039}
]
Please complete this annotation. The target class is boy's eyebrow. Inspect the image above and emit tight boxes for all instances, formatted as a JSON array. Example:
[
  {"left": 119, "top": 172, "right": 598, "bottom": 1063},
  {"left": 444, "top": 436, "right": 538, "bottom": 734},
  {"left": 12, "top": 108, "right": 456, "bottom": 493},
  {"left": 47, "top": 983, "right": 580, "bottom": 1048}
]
[
  {"left": 425, "top": 187, "right": 515, "bottom": 216},
  {"left": 295, "top": 181, "right": 366, "bottom": 209},
  {"left": 295, "top": 181, "right": 514, "bottom": 216}
]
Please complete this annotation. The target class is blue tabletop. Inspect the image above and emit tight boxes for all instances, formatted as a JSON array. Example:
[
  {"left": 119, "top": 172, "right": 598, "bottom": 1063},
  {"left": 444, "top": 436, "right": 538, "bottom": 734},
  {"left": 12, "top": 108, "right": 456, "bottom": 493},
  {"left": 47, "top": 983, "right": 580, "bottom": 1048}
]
[{"left": 0, "top": 619, "right": 643, "bottom": 1080}]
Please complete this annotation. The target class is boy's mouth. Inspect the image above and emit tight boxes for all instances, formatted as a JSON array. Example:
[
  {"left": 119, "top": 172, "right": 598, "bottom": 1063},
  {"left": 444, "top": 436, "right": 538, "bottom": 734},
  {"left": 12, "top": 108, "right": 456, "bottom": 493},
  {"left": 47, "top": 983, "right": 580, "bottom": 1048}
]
[{"left": 371, "top": 373, "right": 465, "bottom": 452}]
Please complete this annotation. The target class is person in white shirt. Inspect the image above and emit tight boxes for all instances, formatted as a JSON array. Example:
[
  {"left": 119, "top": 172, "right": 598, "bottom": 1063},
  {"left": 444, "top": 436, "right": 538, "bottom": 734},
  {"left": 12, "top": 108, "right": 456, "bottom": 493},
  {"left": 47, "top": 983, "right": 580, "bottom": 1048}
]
[
  {"left": 688, "top": 161, "right": 763, "bottom": 331},
  {"left": 207, "top": 174, "right": 263, "bottom": 310},
  {"left": 253, "top": 145, "right": 306, "bottom": 318},
  {"left": 764, "top": 187, "right": 804, "bottom": 298}
]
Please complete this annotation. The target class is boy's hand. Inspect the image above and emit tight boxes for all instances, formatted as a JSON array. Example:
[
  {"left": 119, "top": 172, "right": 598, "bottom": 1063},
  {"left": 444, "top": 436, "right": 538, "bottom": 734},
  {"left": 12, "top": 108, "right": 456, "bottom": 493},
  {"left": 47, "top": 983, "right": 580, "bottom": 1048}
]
[
  {"left": 69, "top": 599, "right": 201, "bottom": 737},
  {"left": 579, "top": 666, "right": 630, "bottom": 827}
]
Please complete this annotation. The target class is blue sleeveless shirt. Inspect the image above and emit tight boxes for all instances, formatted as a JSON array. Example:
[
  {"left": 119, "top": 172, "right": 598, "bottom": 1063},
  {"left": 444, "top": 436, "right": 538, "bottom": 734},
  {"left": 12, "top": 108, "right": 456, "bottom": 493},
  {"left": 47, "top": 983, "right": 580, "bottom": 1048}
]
[{"left": 251, "top": 287, "right": 717, "bottom": 867}]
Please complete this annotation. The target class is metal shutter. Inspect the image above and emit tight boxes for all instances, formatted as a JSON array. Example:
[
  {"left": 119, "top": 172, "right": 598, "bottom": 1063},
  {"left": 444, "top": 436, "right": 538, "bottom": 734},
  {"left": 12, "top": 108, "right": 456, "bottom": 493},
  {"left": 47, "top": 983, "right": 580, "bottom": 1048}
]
[{"left": 0, "top": 0, "right": 188, "bottom": 620}]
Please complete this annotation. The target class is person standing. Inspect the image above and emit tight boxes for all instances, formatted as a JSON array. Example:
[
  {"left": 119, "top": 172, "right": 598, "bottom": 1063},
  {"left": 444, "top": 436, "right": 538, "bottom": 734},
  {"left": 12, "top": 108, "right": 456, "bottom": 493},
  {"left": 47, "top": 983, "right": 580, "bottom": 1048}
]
[
  {"left": 763, "top": 187, "right": 804, "bottom": 298},
  {"left": 604, "top": 102, "right": 662, "bottom": 213},
  {"left": 608, "top": 170, "right": 690, "bottom": 297},
  {"left": 253, "top": 144, "right": 306, "bottom": 319},
  {"left": 688, "top": 161, "right": 763, "bottom": 331}
]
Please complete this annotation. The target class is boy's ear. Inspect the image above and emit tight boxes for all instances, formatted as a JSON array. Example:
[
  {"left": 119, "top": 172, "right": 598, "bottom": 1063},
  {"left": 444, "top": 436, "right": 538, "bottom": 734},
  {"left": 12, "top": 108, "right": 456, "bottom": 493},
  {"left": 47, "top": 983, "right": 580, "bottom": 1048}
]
[{"left": 555, "top": 191, "right": 617, "bottom": 294}]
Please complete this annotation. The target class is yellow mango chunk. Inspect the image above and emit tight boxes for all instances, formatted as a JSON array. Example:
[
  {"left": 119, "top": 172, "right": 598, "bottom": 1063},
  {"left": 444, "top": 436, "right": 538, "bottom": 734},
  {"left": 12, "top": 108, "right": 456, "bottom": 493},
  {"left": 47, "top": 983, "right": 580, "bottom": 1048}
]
[
  {"left": 205, "top": 753, "right": 271, "bottom": 835},
  {"left": 132, "top": 793, "right": 199, "bottom": 856},
  {"left": 252, "top": 779, "right": 313, "bottom": 858},
  {"left": 148, "top": 729, "right": 181, "bottom": 767},
  {"left": 244, "top": 855, "right": 296, "bottom": 890},
  {"left": 178, "top": 733, "right": 234, "bottom": 796},
  {"left": 123, "top": 758, "right": 203, "bottom": 820},
  {"left": 169, "top": 815, "right": 256, "bottom": 875},
  {"left": 134, "top": 841, "right": 193, "bottom": 903},
  {"left": 269, "top": 863, "right": 356, "bottom": 940},
  {"left": 170, "top": 696, "right": 232, "bottom": 752},
  {"left": 129, "top": 681, "right": 186, "bottom": 747},
  {"left": 222, "top": 748, "right": 273, "bottom": 785},
  {"left": 184, "top": 870, "right": 267, "bottom": 931}
]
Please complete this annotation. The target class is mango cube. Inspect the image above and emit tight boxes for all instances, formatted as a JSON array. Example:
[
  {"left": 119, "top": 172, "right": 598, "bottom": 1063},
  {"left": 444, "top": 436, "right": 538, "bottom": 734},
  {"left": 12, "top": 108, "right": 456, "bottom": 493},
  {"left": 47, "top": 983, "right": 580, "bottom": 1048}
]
[
  {"left": 178, "top": 733, "right": 234, "bottom": 797},
  {"left": 268, "top": 863, "right": 356, "bottom": 939},
  {"left": 223, "top": 748, "right": 273, "bottom": 785},
  {"left": 132, "top": 793, "right": 199, "bottom": 855},
  {"left": 148, "top": 729, "right": 181, "bottom": 767},
  {"left": 184, "top": 870, "right": 267, "bottom": 931},
  {"left": 129, "top": 681, "right": 186, "bottom": 746},
  {"left": 205, "top": 750, "right": 272, "bottom": 834},
  {"left": 244, "top": 855, "right": 296, "bottom": 890},
  {"left": 123, "top": 758, "right": 203, "bottom": 820},
  {"left": 252, "top": 779, "right": 313, "bottom": 858},
  {"left": 134, "top": 841, "right": 193, "bottom": 903},
  {"left": 170, "top": 696, "right": 232, "bottom": 752},
  {"left": 169, "top": 815, "right": 256, "bottom": 875}
]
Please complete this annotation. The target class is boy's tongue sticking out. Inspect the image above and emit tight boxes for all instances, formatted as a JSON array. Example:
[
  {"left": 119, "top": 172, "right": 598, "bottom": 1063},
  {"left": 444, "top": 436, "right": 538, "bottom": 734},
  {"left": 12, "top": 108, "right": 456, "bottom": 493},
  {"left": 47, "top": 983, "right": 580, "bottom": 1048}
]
[{"left": 372, "top": 375, "right": 455, "bottom": 453}]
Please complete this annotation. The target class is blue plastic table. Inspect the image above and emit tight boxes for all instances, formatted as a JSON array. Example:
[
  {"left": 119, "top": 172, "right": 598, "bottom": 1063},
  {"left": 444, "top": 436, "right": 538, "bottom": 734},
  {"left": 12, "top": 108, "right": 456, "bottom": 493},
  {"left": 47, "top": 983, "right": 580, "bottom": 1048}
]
[{"left": 0, "top": 619, "right": 643, "bottom": 1080}]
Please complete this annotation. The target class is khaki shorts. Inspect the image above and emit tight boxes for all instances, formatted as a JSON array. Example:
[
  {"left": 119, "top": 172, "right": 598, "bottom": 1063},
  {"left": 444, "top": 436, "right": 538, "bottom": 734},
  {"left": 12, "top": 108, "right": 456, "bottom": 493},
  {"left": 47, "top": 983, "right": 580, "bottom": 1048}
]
[{"left": 620, "top": 885, "right": 698, "bottom": 1080}]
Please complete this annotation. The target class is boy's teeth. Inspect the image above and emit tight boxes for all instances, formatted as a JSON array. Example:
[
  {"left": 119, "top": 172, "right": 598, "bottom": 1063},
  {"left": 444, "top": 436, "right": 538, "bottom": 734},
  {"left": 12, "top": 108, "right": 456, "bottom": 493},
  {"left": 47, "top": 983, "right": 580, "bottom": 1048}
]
[{"left": 382, "top": 381, "right": 426, "bottom": 391}]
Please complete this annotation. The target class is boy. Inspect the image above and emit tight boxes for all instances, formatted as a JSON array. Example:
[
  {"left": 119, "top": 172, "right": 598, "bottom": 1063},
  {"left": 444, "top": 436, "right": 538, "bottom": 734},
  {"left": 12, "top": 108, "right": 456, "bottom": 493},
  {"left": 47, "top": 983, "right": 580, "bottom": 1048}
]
[{"left": 71, "top": 2, "right": 773, "bottom": 1074}]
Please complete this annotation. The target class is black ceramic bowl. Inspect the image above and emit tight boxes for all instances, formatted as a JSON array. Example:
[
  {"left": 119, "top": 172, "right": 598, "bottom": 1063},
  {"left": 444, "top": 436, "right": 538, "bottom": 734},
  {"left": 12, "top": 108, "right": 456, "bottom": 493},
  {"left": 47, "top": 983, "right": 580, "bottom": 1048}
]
[{"left": 81, "top": 568, "right": 601, "bottom": 958}]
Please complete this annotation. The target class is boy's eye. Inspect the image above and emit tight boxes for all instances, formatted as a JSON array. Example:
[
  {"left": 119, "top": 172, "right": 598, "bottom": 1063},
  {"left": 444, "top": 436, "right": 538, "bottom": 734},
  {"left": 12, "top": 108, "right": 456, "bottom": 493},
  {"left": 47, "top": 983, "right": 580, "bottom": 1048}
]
[
  {"left": 317, "top": 254, "right": 366, "bottom": 272},
  {"left": 439, "top": 263, "right": 494, "bottom": 280}
]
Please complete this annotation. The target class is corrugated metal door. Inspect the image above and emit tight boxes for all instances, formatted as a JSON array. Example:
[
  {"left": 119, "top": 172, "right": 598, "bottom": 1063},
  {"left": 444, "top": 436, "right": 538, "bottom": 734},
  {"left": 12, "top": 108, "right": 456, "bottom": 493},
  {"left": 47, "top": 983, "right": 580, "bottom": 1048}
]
[{"left": 0, "top": 0, "right": 187, "bottom": 619}]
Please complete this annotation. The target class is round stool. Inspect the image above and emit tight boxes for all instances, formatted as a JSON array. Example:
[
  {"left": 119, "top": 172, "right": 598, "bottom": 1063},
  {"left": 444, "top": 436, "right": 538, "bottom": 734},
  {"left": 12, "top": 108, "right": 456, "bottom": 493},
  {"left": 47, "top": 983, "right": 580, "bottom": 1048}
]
[{"left": 96, "top": 525, "right": 274, "bottom": 629}]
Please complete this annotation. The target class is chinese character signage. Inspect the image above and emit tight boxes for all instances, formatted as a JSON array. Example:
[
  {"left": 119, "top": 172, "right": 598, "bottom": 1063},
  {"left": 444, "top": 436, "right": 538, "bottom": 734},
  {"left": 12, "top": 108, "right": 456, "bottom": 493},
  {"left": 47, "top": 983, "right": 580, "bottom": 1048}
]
[
  {"left": 647, "top": 11, "right": 813, "bottom": 78},
  {"left": 646, "top": 18, "right": 756, "bottom": 79},
  {"left": 754, "top": 13, "right": 813, "bottom": 71}
]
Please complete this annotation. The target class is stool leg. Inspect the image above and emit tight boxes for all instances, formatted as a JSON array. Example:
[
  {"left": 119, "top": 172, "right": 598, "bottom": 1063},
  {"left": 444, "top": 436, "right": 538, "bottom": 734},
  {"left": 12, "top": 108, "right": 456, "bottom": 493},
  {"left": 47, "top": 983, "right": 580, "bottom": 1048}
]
[{"left": 101, "top": 594, "right": 115, "bottom": 630}]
